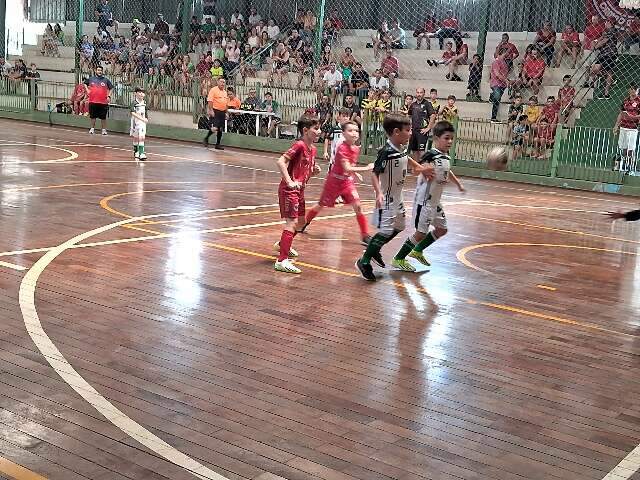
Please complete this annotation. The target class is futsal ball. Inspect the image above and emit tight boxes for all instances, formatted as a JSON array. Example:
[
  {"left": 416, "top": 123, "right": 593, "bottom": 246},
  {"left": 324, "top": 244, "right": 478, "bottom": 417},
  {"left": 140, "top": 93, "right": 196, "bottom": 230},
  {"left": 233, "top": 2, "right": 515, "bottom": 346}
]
[{"left": 486, "top": 146, "right": 508, "bottom": 171}]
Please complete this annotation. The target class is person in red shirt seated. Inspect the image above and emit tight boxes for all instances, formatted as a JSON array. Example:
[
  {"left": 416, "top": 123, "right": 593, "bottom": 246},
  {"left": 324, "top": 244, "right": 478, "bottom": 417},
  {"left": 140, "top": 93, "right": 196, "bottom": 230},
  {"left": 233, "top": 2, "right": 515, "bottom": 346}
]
[
  {"left": 428, "top": 9, "right": 461, "bottom": 50},
  {"left": 426, "top": 41, "right": 454, "bottom": 67},
  {"left": 623, "top": 15, "right": 640, "bottom": 52},
  {"left": 413, "top": 13, "right": 437, "bottom": 50},
  {"left": 494, "top": 33, "right": 520, "bottom": 71},
  {"left": 535, "top": 21, "right": 557, "bottom": 66},
  {"left": 538, "top": 95, "right": 559, "bottom": 126},
  {"left": 517, "top": 47, "right": 545, "bottom": 95},
  {"left": 557, "top": 74, "right": 576, "bottom": 121},
  {"left": 532, "top": 119, "right": 555, "bottom": 159},
  {"left": 584, "top": 15, "right": 605, "bottom": 50},
  {"left": 446, "top": 38, "right": 468, "bottom": 82},
  {"left": 70, "top": 79, "right": 89, "bottom": 115},
  {"left": 555, "top": 24, "right": 581, "bottom": 68},
  {"left": 380, "top": 49, "right": 399, "bottom": 92}
]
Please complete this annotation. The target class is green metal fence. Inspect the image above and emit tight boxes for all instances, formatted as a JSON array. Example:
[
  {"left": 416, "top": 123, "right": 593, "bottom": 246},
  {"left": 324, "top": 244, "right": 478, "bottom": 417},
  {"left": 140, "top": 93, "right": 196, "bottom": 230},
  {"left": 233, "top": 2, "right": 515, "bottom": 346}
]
[{"left": 0, "top": 77, "right": 33, "bottom": 112}]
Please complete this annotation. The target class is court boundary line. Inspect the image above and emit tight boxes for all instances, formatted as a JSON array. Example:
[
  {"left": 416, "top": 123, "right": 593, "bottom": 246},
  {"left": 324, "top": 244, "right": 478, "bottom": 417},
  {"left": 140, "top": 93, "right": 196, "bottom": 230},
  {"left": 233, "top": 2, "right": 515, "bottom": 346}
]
[{"left": 0, "top": 454, "right": 48, "bottom": 480}]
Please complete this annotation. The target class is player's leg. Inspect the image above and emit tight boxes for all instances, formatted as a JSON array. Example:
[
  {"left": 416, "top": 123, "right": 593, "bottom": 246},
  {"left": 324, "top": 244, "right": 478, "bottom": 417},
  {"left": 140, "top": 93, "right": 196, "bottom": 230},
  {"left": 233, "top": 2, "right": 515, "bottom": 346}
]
[
  {"left": 275, "top": 217, "right": 301, "bottom": 274},
  {"left": 131, "top": 126, "right": 140, "bottom": 159},
  {"left": 356, "top": 207, "right": 400, "bottom": 280},
  {"left": 275, "top": 187, "right": 303, "bottom": 273},
  {"left": 342, "top": 185, "right": 369, "bottom": 243},
  {"left": 301, "top": 204, "right": 324, "bottom": 232},
  {"left": 100, "top": 106, "right": 108, "bottom": 134},
  {"left": 304, "top": 178, "right": 338, "bottom": 231},
  {"left": 411, "top": 207, "right": 447, "bottom": 265},
  {"left": 138, "top": 128, "right": 147, "bottom": 160}
]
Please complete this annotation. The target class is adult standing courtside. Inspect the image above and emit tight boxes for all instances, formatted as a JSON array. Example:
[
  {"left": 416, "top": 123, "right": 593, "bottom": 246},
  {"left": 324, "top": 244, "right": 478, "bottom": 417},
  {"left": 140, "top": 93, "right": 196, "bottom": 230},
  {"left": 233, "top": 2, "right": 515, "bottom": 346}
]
[
  {"left": 204, "top": 77, "right": 228, "bottom": 150},
  {"left": 407, "top": 87, "right": 436, "bottom": 169},
  {"left": 87, "top": 65, "right": 113, "bottom": 135}
]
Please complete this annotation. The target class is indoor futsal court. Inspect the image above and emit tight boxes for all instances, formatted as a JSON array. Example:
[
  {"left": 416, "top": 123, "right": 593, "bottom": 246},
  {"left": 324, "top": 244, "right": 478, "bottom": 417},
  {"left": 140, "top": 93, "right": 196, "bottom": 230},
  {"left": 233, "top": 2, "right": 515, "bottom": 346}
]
[{"left": 2, "top": 117, "right": 640, "bottom": 480}]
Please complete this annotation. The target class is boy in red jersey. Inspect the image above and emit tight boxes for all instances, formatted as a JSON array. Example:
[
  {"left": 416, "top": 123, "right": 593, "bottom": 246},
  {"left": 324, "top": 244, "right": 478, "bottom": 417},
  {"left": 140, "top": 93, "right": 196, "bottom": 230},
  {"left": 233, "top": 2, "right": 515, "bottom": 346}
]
[
  {"left": 274, "top": 115, "right": 322, "bottom": 274},
  {"left": 301, "top": 121, "right": 374, "bottom": 244}
]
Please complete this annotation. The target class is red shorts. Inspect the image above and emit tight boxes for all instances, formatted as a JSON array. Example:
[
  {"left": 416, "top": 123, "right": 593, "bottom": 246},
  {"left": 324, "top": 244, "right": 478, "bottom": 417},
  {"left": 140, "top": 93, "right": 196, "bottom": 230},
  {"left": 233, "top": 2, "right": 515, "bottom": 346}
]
[
  {"left": 319, "top": 176, "right": 359, "bottom": 207},
  {"left": 278, "top": 184, "right": 306, "bottom": 219}
]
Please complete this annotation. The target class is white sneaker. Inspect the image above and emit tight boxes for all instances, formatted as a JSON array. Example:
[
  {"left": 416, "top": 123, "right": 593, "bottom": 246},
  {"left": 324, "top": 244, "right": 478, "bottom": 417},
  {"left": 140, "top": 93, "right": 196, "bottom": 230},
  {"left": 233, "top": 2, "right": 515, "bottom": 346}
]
[
  {"left": 139, "top": 153, "right": 147, "bottom": 161},
  {"left": 273, "top": 241, "right": 298, "bottom": 258},
  {"left": 89, "top": 128, "right": 95, "bottom": 134},
  {"left": 101, "top": 129, "right": 108, "bottom": 135},
  {"left": 134, "top": 151, "right": 140, "bottom": 160},
  {"left": 274, "top": 258, "right": 301, "bottom": 274}
]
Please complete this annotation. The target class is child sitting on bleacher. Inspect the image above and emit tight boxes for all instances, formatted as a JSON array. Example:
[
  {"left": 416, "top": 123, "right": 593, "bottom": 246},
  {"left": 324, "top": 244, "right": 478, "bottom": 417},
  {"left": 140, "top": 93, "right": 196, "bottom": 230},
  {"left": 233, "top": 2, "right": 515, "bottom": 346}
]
[
  {"left": 440, "top": 95, "right": 459, "bottom": 123},
  {"left": 508, "top": 95, "right": 524, "bottom": 124},
  {"left": 467, "top": 54, "right": 482, "bottom": 100}
]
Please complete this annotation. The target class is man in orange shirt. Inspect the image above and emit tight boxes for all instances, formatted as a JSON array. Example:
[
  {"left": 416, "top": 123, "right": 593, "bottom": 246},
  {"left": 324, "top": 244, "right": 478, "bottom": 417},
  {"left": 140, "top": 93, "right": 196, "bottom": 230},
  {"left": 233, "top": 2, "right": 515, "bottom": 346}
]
[
  {"left": 226, "top": 86, "right": 241, "bottom": 133},
  {"left": 204, "top": 77, "right": 228, "bottom": 150}
]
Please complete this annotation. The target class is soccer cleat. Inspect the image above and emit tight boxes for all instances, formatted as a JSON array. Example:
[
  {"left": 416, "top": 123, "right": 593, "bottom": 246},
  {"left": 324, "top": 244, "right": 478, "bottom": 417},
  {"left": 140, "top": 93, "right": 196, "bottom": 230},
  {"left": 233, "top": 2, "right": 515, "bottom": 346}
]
[
  {"left": 392, "top": 258, "right": 417, "bottom": 272},
  {"left": 101, "top": 129, "right": 108, "bottom": 135},
  {"left": 360, "top": 235, "right": 372, "bottom": 247},
  {"left": 139, "top": 153, "right": 147, "bottom": 161},
  {"left": 214, "top": 145, "right": 224, "bottom": 150},
  {"left": 134, "top": 151, "right": 140, "bottom": 160},
  {"left": 355, "top": 259, "right": 376, "bottom": 281},
  {"left": 273, "top": 241, "right": 298, "bottom": 258},
  {"left": 89, "top": 128, "right": 95, "bottom": 134},
  {"left": 408, "top": 250, "right": 431, "bottom": 266},
  {"left": 274, "top": 258, "right": 301, "bottom": 274},
  {"left": 370, "top": 251, "right": 386, "bottom": 268}
]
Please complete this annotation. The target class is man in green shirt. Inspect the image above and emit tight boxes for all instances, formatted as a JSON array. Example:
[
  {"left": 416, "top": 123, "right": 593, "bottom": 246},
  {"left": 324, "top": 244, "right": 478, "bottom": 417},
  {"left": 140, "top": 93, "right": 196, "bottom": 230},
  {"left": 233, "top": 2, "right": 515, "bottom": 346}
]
[{"left": 260, "top": 91, "right": 281, "bottom": 137}]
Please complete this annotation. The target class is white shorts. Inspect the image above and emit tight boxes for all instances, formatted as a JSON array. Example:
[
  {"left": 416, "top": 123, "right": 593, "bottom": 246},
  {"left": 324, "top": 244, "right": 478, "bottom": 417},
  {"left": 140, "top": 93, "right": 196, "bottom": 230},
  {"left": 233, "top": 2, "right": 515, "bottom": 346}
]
[
  {"left": 371, "top": 203, "right": 406, "bottom": 236},
  {"left": 130, "top": 121, "right": 147, "bottom": 137},
  {"left": 619, "top": 127, "right": 639, "bottom": 152},
  {"left": 412, "top": 202, "right": 447, "bottom": 233}
]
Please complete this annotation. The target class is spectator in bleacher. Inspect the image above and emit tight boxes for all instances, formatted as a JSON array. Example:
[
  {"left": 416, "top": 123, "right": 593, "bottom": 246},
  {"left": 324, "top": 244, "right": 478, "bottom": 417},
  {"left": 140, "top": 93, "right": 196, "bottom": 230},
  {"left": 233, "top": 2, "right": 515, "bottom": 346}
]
[
  {"left": 623, "top": 14, "right": 640, "bottom": 52},
  {"left": 343, "top": 94, "right": 362, "bottom": 125},
  {"left": 260, "top": 92, "right": 281, "bottom": 137},
  {"left": 230, "top": 9, "right": 244, "bottom": 25},
  {"left": 524, "top": 95, "right": 541, "bottom": 125},
  {"left": 538, "top": 95, "right": 559, "bottom": 127},
  {"left": 287, "top": 29, "right": 304, "bottom": 53},
  {"left": 25, "top": 63, "right": 40, "bottom": 96},
  {"left": 414, "top": 13, "right": 437, "bottom": 50},
  {"left": 426, "top": 40, "right": 454, "bottom": 67},
  {"left": 369, "top": 68, "right": 389, "bottom": 91},
  {"left": 429, "top": 10, "right": 461, "bottom": 50},
  {"left": 584, "top": 15, "right": 605, "bottom": 51},
  {"left": 371, "top": 21, "right": 392, "bottom": 59},
  {"left": 96, "top": 0, "right": 118, "bottom": 35},
  {"left": 8, "top": 59, "right": 27, "bottom": 82},
  {"left": 210, "top": 58, "right": 224, "bottom": 79},
  {"left": 441, "top": 95, "right": 458, "bottom": 122},
  {"left": 494, "top": 33, "right": 519, "bottom": 71},
  {"left": 467, "top": 53, "right": 482, "bottom": 99},
  {"left": 555, "top": 24, "right": 580, "bottom": 68},
  {"left": 389, "top": 19, "right": 407, "bottom": 49},
  {"left": 518, "top": 47, "right": 545, "bottom": 96},
  {"left": 429, "top": 88, "right": 440, "bottom": 114},
  {"left": 316, "top": 94, "right": 334, "bottom": 141},
  {"left": 557, "top": 74, "right": 575, "bottom": 120},
  {"left": 153, "top": 14, "right": 170, "bottom": 40},
  {"left": 293, "top": 8, "right": 305, "bottom": 31},
  {"left": 446, "top": 37, "right": 467, "bottom": 81},
  {"left": 380, "top": 49, "right": 399, "bottom": 92},
  {"left": 246, "top": 27, "right": 260, "bottom": 49},
  {"left": 349, "top": 62, "right": 370, "bottom": 96},
  {"left": 201, "top": 17, "right": 215, "bottom": 43},
  {"left": 269, "top": 42, "right": 290, "bottom": 86},
  {"left": 267, "top": 19, "right": 280, "bottom": 40},
  {"left": 0, "top": 58, "right": 12, "bottom": 77},
  {"left": 303, "top": 10, "right": 317, "bottom": 40},
  {"left": 401, "top": 94, "right": 414, "bottom": 115},
  {"left": 249, "top": 7, "right": 262, "bottom": 27},
  {"left": 613, "top": 84, "right": 640, "bottom": 166},
  {"left": 226, "top": 86, "right": 241, "bottom": 132},
  {"left": 42, "top": 24, "right": 58, "bottom": 57},
  {"left": 188, "top": 16, "right": 202, "bottom": 51},
  {"left": 294, "top": 44, "right": 314, "bottom": 88},
  {"left": 534, "top": 21, "right": 556, "bottom": 66},
  {"left": 508, "top": 94, "right": 524, "bottom": 123},
  {"left": 70, "top": 79, "right": 89, "bottom": 115},
  {"left": 323, "top": 62, "right": 343, "bottom": 102},
  {"left": 196, "top": 53, "right": 213, "bottom": 77},
  {"left": 152, "top": 39, "right": 169, "bottom": 68},
  {"left": 585, "top": 18, "right": 618, "bottom": 99},
  {"left": 225, "top": 39, "right": 241, "bottom": 78},
  {"left": 54, "top": 24, "right": 65, "bottom": 46},
  {"left": 79, "top": 35, "right": 94, "bottom": 70},
  {"left": 489, "top": 50, "right": 510, "bottom": 122}
]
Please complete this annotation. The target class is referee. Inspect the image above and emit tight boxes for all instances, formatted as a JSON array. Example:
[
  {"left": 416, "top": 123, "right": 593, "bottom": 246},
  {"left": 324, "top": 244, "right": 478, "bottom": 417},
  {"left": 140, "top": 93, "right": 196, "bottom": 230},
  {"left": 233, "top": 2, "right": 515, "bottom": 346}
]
[{"left": 204, "top": 77, "right": 228, "bottom": 150}]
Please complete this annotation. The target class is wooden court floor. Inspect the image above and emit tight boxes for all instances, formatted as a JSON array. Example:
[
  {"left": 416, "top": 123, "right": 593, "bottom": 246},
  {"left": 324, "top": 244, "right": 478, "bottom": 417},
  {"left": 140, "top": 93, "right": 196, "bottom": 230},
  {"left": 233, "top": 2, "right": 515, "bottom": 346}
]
[{"left": 1, "top": 118, "right": 640, "bottom": 480}]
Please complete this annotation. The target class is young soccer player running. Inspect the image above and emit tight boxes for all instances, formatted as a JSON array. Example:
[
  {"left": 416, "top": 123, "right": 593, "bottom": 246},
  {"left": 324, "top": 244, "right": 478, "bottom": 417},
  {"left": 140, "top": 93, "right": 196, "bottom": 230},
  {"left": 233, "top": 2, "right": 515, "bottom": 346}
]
[
  {"left": 130, "top": 87, "right": 148, "bottom": 161},
  {"left": 355, "top": 113, "right": 412, "bottom": 281},
  {"left": 302, "top": 121, "right": 374, "bottom": 245},
  {"left": 392, "top": 120, "right": 465, "bottom": 272},
  {"left": 274, "top": 115, "right": 322, "bottom": 274}
]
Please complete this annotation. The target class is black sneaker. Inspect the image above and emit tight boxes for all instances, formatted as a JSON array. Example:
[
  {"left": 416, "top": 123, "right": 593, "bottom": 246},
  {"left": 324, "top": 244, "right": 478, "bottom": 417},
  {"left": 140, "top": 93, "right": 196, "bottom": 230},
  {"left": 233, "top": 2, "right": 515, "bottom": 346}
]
[
  {"left": 202, "top": 139, "right": 209, "bottom": 147},
  {"left": 371, "top": 251, "right": 386, "bottom": 268},
  {"left": 215, "top": 145, "right": 225, "bottom": 150},
  {"left": 360, "top": 235, "right": 372, "bottom": 247},
  {"left": 356, "top": 259, "right": 376, "bottom": 281}
]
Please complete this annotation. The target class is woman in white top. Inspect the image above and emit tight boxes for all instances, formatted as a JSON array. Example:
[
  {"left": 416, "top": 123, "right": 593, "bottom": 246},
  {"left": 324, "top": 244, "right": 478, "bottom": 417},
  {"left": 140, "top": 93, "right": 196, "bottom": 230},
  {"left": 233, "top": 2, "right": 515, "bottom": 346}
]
[
  {"left": 247, "top": 27, "right": 260, "bottom": 48},
  {"left": 267, "top": 19, "right": 280, "bottom": 39},
  {"left": 225, "top": 40, "right": 241, "bottom": 76}
]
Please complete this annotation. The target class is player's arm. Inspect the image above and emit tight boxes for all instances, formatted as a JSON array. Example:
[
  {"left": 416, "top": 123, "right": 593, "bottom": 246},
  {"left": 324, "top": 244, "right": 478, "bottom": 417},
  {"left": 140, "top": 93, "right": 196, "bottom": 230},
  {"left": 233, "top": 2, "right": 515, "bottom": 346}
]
[
  {"left": 421, "top": 111, "right": 436, "bottom": 135},
  {"left": 323, "top": 135, "right": 331, "bottom": 161},
  {"left": 276, "top": 154, "right": 300, "bottom": 188},
  {"left": 130, "top": 111, "right": 147, "bottom": 123},
  {"left": 607, "top": 209, "right": 640, "bottom": 221},
  {"left": 341, "top": 156, "right": 374, "bottom": 173},
  {"left": 371, "top": 151, "right": 386, "bottom": 207},
  {"left": 448, "top": 171, "right": 465, "bottom": 192}
]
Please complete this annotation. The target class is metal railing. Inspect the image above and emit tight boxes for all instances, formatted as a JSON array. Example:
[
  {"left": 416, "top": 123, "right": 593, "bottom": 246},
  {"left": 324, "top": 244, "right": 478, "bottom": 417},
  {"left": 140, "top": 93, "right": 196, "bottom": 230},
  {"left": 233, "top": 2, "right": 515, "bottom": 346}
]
[{"left": 0, "top": 77, "right": 33, "bottom": 111}]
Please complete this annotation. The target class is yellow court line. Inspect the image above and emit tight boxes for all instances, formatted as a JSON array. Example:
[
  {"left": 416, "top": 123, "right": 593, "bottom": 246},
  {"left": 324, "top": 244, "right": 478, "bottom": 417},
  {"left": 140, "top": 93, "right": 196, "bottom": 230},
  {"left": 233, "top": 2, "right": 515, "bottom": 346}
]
[
  {"left": 457, "top": 242, "right": 639, "bottom": 273},
  {"left": 0, "top": 456, "right": 47, "bottom": 480},
  {"left": 537, "top": 285, "right": 557, "bottom": 291}
]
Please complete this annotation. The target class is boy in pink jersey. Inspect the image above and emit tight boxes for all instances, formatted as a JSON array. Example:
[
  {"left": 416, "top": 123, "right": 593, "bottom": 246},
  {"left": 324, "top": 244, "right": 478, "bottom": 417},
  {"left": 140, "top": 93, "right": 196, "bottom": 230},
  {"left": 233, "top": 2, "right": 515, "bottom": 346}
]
[
  {"left": 301, "top": 121, "right": 374, "bottom": 245},
  {"left": 273, "top": 115, "right": 322, "bottom": 274}
]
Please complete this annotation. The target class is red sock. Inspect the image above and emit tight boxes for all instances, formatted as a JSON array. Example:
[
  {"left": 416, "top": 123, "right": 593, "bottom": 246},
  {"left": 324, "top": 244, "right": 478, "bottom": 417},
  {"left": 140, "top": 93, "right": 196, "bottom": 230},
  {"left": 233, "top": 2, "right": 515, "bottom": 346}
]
[
  {"left": 356, "top": 213, "right": 369, "bottom": 238},
  {"left": 305, "top": 208, "right": 319, "bottom": 225},
  {"left": 278, "top": 230, "right": 295, "bottom": 261}
]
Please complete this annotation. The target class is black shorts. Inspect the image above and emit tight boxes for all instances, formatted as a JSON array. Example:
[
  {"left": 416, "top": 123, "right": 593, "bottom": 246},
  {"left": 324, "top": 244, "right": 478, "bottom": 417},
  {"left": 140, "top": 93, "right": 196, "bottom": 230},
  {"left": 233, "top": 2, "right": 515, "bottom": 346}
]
[
  {"left": 409, "top": 131, "right": 428, "bottom": 152},
  {"left": 209, "top": 109, "right": 226, "bottom": 129},
  {"left": 89, "top": 103, "right": 109, "bottom": 120},
  {"left": 597, "top": 55, "right": 617, "bottom": 73}
]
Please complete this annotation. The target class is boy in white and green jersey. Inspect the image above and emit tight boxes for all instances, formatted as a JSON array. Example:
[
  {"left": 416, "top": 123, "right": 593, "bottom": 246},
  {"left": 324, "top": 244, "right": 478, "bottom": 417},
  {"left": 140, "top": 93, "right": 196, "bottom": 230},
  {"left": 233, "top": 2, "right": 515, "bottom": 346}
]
[{"left": 130, "top": 87, "right": 148, "bottom": 160}]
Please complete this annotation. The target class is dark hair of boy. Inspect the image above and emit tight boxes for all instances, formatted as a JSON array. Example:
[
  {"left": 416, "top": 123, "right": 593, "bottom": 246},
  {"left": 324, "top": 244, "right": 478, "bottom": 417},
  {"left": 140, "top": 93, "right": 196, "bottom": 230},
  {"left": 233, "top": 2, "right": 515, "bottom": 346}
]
[
  {"left": 382, "top": 113, "right": 411, "bottom": 136},
  {"left": 227, "top": 86, "right": 235, "bottom": 93},
  {"left": 338, "top": 107, "right": 351, "bottom": 116},
  {"left": 515, "top": 94, "right": 522, "bottom": 99},
  {"left": 265, "top": 91, "right": 273, "bottom": 97},
  {"left": 547, "top": 96, "right": 555, "bottom": 101},
  {"left": 134, "top": 86, "right": 145, "bottom": 93},
  {"left": 518, "top": 114, "right": 528, "bottom": 122},
  {"left": 529, "top": 96, "right": 538, "bottom": 102},
  {"left": 432, "top": 120, "right": 455, "bottom": 138},
  {"left": 447, "top": 94, "right": 456, "bottom": 101},
  {"left": 563, "top": 74, "right": 571, "bottom": 80},
  {"left": 341, "top": 120, "right": 358, "bottom": 131},
  {"left": 297, "top": 114, "right": 320, "bottom": 133},
  {"left": 430, "top": 88, "right": 437, "bottom": 94}
]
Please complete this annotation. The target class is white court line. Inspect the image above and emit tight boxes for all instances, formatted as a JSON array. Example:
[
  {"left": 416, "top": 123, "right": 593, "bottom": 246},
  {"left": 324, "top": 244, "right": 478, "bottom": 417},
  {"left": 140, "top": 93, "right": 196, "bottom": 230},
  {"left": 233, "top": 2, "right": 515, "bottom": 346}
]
[
  {"left": 0, "top": 260, "right": 26, "bottom": 271},
  {"left": 19, "top": 209, "right": 236, "bottom": 480}
]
